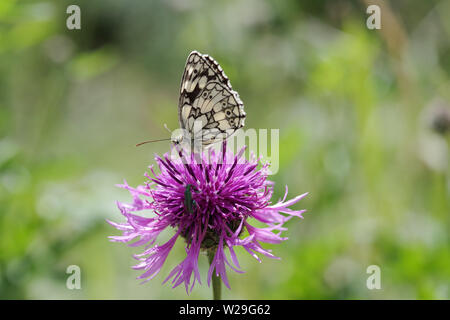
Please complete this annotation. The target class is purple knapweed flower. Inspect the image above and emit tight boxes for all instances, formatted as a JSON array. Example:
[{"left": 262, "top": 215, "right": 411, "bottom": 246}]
[{"left": 108, "top": 143, "right": 307, "bottom": 293}]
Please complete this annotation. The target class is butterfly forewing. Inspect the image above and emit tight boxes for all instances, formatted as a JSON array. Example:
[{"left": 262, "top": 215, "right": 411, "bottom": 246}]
[{"left": 178, "top": 51, "right": 246, "bottom": 147}]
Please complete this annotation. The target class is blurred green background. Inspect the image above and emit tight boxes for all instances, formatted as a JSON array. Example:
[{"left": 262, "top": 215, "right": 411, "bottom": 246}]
[{"left": 1, "top": 0, "right": 449, "bottom": 299}]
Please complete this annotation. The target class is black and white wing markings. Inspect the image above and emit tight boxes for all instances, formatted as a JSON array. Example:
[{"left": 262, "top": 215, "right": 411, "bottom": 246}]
[
  {"left": 201, "top": 53, "right": 232, "bottom": 88},
  {"left": 181, "top": 81, "right": 246, "bottom": 145},
  {"left": 177, "top": 51, "right": 246, "bottom": 146}
]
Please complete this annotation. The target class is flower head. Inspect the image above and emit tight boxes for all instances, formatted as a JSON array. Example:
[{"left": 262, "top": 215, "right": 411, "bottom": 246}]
[{"left": 108, "top": 143, "right": 307, "bottom": 293}]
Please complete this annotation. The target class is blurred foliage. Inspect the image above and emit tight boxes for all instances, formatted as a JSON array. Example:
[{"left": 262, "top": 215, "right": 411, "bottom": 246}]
[{"left": 0, "top": 0, "right": 449, "bottom": 299}]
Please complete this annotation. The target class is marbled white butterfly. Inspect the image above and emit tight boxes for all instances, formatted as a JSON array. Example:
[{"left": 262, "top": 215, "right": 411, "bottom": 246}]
[{"left": 137, "top": 51, "right": 246, "bottom": 149}]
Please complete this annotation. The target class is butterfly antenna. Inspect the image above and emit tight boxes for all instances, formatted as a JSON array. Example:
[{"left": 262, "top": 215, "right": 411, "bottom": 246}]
[
  {"left": 135, "top": 138, "right": 171, "bottom": 147},
  {"left": 163, "top": 123, "right": 172, "bottom": 134}
]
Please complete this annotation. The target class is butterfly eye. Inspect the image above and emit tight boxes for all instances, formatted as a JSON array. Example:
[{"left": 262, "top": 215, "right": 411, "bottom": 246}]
[
  {"left": 226, "top": 110, "right": 231, "bottom": 116},
  {"left": 222, "top": 102, "right": 226, "bottom": 106},
  {"left": 209, "top": 95, "right": 213, "bottom": 99},
  {"left": 193, "top": 69, "right": 198, "bottom": 74},
  {"left": 203, "top": 92, "right": 208, "bottom": 98}
]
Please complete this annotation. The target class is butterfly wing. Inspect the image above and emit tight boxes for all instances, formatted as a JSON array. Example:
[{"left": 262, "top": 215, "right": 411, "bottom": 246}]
[{"left": 178, "top": 51, "right": 246, "bottom": 146}]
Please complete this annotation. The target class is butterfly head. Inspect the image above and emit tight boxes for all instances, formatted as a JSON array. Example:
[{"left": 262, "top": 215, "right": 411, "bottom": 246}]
[{"left": 171, "top": 133, "right": 184, "bottom": 145}]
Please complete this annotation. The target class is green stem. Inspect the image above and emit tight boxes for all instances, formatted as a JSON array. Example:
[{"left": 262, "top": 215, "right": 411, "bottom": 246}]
[{"left": 207, "top": 250, "right": 221, "bottom": 300}]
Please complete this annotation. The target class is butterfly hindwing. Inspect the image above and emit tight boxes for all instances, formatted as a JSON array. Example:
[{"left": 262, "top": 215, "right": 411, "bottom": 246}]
[{"left": 178, "top": 51, "right": 246, "bottom": 147}]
